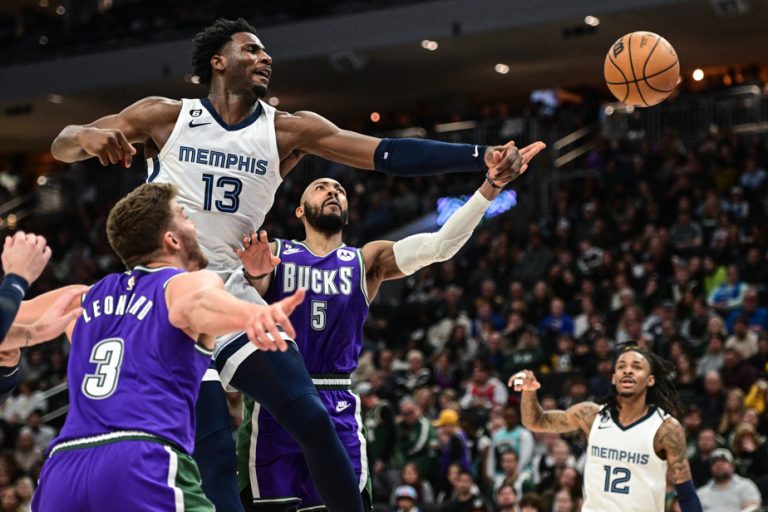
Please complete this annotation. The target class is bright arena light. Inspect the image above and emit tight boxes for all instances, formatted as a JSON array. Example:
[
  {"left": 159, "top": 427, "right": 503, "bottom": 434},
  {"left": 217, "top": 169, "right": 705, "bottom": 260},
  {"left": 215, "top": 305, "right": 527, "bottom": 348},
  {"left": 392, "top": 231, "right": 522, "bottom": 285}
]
[
  {"left": 47, "top": 94, "right": 63, "bottom": 104},
  {"left": 370, "top": 112, "right": 381, "bottom": 122},
  {"left": 584, "top": 15, "right": 600, "bottom": 27},
  {"left": 692, "top": 69, "right": 704, "bottom": 81},
  {"left": 268, "top": 97, "right": 280, "bottom": 106},
  {"left": 604, "top": 105, "right": 615, "bottom": 116},
  {"left": 37, "top": 176, "right": 48, "bottom": 186},
  {"left": 494, "top": 63, "right": 510, "bottom": 75},
  {"left": 421, "top": 40, "right": 438, "bottom": 51},
  {"left": 190, "top": 75, "right": 200, "bottom": 84},
  {"left": 55, "top": 5, "right": 66, "bottom": 15}
]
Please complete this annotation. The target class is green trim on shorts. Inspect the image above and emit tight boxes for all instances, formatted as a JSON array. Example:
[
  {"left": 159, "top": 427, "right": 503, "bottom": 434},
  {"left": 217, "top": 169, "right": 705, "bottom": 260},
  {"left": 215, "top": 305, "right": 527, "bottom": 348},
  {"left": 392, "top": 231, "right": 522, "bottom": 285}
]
[{"left": 169, "top": 447, "right": 215, "bottom": 512}]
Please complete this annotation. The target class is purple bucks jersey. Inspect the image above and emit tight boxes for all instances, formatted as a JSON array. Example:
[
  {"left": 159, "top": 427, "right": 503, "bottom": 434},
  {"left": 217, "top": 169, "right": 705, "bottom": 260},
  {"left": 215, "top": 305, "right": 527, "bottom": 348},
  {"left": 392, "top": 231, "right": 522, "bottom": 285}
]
[
  {"left": 263, "top": 240, "right": 369, "bottom": 374},
  {"left": 54, "top": 266, "right": 212, "bottom": 454}
]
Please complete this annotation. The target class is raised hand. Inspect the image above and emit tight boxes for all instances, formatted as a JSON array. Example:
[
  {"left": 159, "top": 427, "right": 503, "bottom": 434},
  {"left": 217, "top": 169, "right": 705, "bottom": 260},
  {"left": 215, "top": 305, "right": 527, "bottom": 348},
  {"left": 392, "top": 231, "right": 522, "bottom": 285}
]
[
  {"left": 245, "top": 288, "right": 305, "bottom": 351},
  {"left": 508, "top": 369, "right": 542, "bottom": 392},
  {"left": 78, "top": 127, "right": 136, "bottom": 168},
  {"left": 235, "top": 230, "right": 280, "bottom": 278},
  {"left": 487, "top": 141, "right": 547, "bottom": 186},
  {"left": 2, "top": 231, "right": 52, "bottom": 285}
]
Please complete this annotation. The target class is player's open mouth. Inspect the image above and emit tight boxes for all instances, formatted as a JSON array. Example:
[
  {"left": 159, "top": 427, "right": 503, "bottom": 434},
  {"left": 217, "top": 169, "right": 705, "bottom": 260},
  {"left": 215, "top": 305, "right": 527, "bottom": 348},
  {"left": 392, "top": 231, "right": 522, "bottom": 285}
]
[
  {"left": 253, "top": 69, "right": 271, "bottom": 79},
  {"left": 324, "top": 199, "right": 340, "bottom": 208},
  {"left": 620, "top": 378, "right": 635, "bottom": 385}
]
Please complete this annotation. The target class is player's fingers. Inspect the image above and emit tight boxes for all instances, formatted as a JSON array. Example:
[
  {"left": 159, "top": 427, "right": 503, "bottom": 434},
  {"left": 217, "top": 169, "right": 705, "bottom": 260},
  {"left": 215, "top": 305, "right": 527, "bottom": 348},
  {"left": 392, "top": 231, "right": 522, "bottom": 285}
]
[
  {"left": 34, "top": 235, "right": 47, "bottom": 249},
  {"left": 116, "top": 132, "right": 134, "bottom": 167},
  {"left": 234, "top": 247, "right": 243, "bottom": 256},
  {"left": 281, "top": 288, "right": 306, "bottom": 316},
  {"left": 41, "top": 245, "right": 52, "bottom": 261},
  {"left": 258, "top": 230, "right": 268, "bottom": 244},
  {"left": 271, "top": 256, "right": 281, "bottom": 266},
  {"left": 96, "top": 153, "right": 110, "bottom": 166},
  {"left": 267, "top": 324, "right": 287, "bottom": 352}
]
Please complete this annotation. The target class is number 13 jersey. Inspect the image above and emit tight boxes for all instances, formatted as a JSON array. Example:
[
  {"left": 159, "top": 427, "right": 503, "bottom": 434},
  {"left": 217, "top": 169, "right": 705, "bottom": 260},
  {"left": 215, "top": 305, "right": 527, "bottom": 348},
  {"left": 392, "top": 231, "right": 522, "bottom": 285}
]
[
  {"left": 148, "top": 97, "right": 282, "bottom": 273},
  {"left": 582, "top": 405, "right": 669, "bottom": 512}
]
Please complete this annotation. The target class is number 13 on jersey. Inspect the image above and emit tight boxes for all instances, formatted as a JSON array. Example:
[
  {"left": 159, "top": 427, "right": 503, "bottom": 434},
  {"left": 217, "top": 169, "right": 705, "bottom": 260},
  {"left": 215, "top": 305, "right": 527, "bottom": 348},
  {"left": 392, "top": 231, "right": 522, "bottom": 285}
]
[{"left": 202, "top": 174, "right": 242, "bottom": 213}]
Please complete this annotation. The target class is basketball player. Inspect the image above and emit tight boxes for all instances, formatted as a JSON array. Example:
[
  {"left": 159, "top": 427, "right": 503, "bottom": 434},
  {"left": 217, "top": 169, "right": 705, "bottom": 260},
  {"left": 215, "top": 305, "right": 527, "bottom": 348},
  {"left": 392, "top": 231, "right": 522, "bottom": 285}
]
[
  {"left": 233, "top": 154, "right": 543, "bottom": 511},
  {"left": 31, "top": 183, "right": 305, "bottom": 512},
  {"left": 510, "top": 346, "right": 702, "bottom": 512},
  {"left": 50, "top": 17, "right": 540, "bottom": 512}
]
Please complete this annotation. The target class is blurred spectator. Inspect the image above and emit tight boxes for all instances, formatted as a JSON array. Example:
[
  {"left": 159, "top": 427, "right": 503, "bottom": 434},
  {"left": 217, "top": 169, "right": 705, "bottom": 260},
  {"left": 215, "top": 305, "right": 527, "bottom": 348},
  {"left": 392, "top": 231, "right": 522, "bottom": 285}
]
[
  {"left": 494, "top": 483, "right": 518, "bottom": 512},
  {"left": 696, "top": 335, "right": 725, "bottom": 378},
  {"left": 707, "top": 265, "right": 747, "bottom": 313},
  {"left": 397, "top": 398, "right": 439, "bottom": 483},
  {"left": 393, "top": 485, "right": 421, "bottom": 512},
  {"left": 21, "top": 409, "right": 54, "bottom": 453},
  {"left": 393, "top": 350, "right": 433, "bottom": 398},
  {"left": 725, "top": 317, "right": 759, "bottom": 359},
  {"left": 690, "top": 428, "right": 719, "bottom": 488},
  {"left": 488, "top": 406, "right": 534, "bottom": 480},
  {"left": 459, "top": 360, "right": 508, "bottom": 411},
  {"left": 1, "top": 381, "right": 47, "bottom": 425},
  {"left": 492, "top": 449, "right": 534, "bottom": 496},
  {"left": 518, "top": 493, "right": 545, "bottom": 512},
  {"left": 433, "top": 409, "right": 471, "bottom": 486},
  {"left": 439, "top": 470, "right": 486, "bottom": 512},
  {"left": 393, "top": 463, "right": 434, "bottom": 506},
  {"left": 13, "top": 430, "right": 41, "bottom": 473},
  {"left": 697, "top": 448, "right": 761, "bottom": 512},
  {"left": 726, "top": 287, "right": 768, "bottom": 334},
  {"left": 698, "top": 371, "right": 727, "bottom": 429},
  {"left": 731, "top": 422, "right": 768, "bottom": 481},
  {"left": 720, "top": 348, "right": 758, "bottom": 393},
  {"left": 717, "top": 389, "right": 745, "bottom": 438}
]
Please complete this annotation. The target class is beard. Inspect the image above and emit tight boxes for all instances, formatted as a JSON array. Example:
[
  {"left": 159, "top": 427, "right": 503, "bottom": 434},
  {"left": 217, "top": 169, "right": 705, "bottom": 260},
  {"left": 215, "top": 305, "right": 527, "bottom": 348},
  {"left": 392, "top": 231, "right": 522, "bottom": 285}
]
[
  {"left": 252, "top": 84, "right": 268, "bottom": 98},
  {"left": 303, "top": 201, "right": 348, "bottom": 235},
  {"left": 179, "top": 231, "right": 208, "bottom": 271}
]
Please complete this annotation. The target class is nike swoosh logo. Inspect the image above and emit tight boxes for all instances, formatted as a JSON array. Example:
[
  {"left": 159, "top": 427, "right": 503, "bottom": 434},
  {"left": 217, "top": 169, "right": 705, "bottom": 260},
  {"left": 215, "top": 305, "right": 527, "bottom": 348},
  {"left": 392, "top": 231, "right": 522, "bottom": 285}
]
[
  {"left": 472, "top": 145, "right": 479, "bottom": 157},
  {"left": 598, "top": 425, "right": 612, "bottom": 429},
  {"left": 188, "top": 121, "right": 212, "bottom": 128},
  {"left": 336, "top": 402, "right": 352, "bottom": 412}
]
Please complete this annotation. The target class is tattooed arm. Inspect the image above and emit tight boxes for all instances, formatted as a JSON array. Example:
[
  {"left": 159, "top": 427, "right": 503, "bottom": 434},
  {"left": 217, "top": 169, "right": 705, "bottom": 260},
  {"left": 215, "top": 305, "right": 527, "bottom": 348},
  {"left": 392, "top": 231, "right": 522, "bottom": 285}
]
[
  {"left": 509, "top": 370, "right": 600, "bottom": 435},
  {"left": 654, "top": 417, "right": 703, "bottom": 512},
  {"left": 654, "top": 417, "right": 692, "bottom": 484}
]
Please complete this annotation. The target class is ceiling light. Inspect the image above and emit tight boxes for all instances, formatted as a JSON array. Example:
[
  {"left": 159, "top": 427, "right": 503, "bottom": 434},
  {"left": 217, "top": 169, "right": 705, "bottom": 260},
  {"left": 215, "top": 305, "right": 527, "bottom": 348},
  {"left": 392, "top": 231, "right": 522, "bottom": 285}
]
[
  {"left": 268, "top": 97, "right": 280, "bottom": 106},
  {"left": 692, "top": 69, "right": 704, "bottom": 81},
  {"left": 37, "top": 176, "right": 48, "bottom": 186},
  {"left": 584, "top": 15, "right": 600, "bottom": 27},
  {"left": 38, "top": 35, "right": 48, "bottom": 45},
  {"left": 55, "top": 5, "right": 65, "bottom": 14},
  {"left": 370, "top": 112, "right": 380, "bottom": 122},
  {"left": 47, "top": 94, "right": 63, "bottom": 104},
  {"left": 494, "top": 63, "right": 510, "bottom": 75},
  {"left": 421, "top": 40, "right": 438, "bottom": 51},
  {"left": 190, "top": 75, "right": 200, "bottom": 84}
]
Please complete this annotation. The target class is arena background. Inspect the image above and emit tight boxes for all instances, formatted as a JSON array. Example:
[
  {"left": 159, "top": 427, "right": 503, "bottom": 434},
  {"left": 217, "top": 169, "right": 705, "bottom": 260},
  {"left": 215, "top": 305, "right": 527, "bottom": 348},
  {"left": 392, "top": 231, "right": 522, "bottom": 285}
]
[{"left": 0, "top": 0, "right": 767, "bottom": 510}]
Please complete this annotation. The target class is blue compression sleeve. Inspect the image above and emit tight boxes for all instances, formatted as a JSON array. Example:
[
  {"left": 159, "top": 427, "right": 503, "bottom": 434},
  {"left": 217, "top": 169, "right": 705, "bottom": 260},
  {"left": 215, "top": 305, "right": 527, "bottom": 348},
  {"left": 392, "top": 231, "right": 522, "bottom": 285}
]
[
  {"left": 0, "top": 274, "right": 29, "bottom": 341},
  {"left": 675, "top": 480, "right": 703, "bottom": 512},
  {"left": 374, "top": 138, "right": 488, "bottom": 176}
]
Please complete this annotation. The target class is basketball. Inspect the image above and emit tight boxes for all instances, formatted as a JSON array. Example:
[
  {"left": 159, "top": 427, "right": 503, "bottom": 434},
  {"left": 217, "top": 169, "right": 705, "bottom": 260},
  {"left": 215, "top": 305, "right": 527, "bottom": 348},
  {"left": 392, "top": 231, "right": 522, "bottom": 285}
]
[{"left": 604, "top": 31, "right": 680, "bottom": 107}]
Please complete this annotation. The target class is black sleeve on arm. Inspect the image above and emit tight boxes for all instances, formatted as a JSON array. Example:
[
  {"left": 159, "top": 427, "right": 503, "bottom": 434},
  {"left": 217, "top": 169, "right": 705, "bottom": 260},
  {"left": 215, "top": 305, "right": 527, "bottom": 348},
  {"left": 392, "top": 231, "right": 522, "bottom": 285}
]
[
  {"left": 0, "top": 365, "right": 20, "bottom": 402},
  {"left": 0, "top": 274, "right": 29, "bottom": 341}
]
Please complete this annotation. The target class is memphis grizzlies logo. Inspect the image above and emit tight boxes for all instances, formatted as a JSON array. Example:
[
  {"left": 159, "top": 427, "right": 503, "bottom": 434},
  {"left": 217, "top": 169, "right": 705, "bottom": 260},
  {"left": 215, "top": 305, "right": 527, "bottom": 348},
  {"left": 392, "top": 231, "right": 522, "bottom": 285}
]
[{"left": 337, "top": 248, "right": 355, "bottom": 262}]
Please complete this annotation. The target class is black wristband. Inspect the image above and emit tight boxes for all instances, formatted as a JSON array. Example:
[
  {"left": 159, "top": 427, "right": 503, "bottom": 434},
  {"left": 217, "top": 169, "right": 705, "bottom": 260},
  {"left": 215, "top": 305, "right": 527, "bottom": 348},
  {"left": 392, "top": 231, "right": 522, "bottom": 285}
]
[
  {"left": 242, "top": 267, "right": 269, "bottom": 282},
  {"left": 485, "top": 172, "right": 503, "bottom": 189}
]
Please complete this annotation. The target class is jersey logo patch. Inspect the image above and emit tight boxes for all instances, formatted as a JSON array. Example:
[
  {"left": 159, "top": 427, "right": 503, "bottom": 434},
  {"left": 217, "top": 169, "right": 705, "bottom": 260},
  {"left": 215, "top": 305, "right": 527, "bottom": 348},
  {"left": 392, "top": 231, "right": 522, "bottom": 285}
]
[
  {"left": 190, "top": 109, "right": 203, "bottom": 117},
  {"left": 283, "top": 247, "right": 303, "bottom": 255},
  {"left": 597, "top": 424, "right": 612, "bottom": 429},
  {"left": 188, "top": 120, "right": 212, "bottom": 128},
  {"left": 336, "top": 400, "right": 352, "bottom": 412},
  {"left": 337, "top": 248, "right": 355, "bottom": 262},
  {"left": 126, "top": 276, "right": 135, "bottom": 291}
]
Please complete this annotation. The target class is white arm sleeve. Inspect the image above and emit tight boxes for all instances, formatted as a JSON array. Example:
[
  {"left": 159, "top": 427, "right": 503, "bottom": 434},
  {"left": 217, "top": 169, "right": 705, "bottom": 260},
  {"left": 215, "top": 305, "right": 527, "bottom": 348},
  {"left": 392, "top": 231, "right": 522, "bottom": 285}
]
[{"left": 393, "top": 190, "right": 492, "bottom": 275}]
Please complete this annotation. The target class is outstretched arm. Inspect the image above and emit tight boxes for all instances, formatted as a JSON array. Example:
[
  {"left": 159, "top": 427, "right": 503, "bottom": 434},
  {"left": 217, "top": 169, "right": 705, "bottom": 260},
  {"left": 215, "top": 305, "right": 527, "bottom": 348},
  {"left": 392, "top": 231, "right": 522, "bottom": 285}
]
[
  {"left": 361, "top": 142, "right": 546, "bottom": 300},
  {"left": 277, "top": 110, "right": 543, "bottom": 181},
  {"left": 654, "top": 417, "right": 703, "bottom": 512},
  {"left": 510, "top": 370, "right": 599, "bottom": 435},
  {"left": 166, "top": 270, "right": 304, "bottom": 351},
  {"left": 51, "top": 96, "right": 179, "bottom": 166},
  {"left": 2, "top": 287, "right": 86, "bottom": 350}
]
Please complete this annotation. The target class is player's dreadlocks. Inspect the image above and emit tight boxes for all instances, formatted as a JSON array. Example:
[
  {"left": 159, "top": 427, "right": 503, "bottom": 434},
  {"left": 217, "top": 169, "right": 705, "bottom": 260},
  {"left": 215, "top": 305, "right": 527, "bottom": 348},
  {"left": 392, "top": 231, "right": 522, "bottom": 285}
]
[
  {"left": 191, "top": 18, "right": 258, "bottom": 86},
  {"left": 597, "top": 344, "right": 683, "bottom": 419}
]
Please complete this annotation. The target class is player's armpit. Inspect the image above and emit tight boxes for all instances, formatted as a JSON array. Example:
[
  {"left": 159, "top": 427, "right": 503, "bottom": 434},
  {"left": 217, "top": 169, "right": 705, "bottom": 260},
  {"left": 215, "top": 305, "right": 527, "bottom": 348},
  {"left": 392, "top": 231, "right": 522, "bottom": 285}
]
[
  {"left": 275, "top": 111, "right": 380, "bottom": 171},
  {"left": 361, "top": 240, "right": 403, "bottom": 299},
  {"left": 654, "top": 417, "right": 692, "bottom": 484}
]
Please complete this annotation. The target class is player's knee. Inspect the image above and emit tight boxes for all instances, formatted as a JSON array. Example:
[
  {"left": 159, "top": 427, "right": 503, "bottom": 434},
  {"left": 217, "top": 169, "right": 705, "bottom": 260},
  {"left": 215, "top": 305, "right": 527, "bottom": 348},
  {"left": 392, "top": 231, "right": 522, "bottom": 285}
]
[{"left": 278, "top": 393, "right": 335, "bottom": 444}]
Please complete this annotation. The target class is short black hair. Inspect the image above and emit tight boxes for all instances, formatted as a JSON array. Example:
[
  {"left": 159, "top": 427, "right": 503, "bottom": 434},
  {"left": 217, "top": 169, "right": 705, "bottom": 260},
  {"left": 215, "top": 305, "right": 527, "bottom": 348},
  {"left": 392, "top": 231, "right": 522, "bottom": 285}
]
[{"left": 191, "top": 18, "right": 258, "bottom": 86}]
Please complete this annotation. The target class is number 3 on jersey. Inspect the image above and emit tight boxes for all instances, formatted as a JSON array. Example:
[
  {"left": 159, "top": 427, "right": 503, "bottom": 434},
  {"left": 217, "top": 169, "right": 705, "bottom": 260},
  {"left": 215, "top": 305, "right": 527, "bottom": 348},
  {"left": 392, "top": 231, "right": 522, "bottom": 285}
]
[
  {"left": 82, "top": 338, "right": 124, "bottom": 400},
  {"left": 202, "top": 173, "right": 242, "bottom": 213}
]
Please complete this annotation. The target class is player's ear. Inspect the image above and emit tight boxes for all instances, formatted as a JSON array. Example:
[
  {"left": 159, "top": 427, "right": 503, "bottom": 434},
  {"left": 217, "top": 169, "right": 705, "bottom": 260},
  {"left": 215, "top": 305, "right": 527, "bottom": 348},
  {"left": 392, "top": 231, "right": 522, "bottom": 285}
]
[
  {"left": 647, "top": 374, "right": 656, "bottom": 388},
  {"left": 210, "top": 54, "right": 225, "bottom": 72},
  {"left": 163, "top": 231, "right": 180, "bottom": 250},
  {"left": 295, "top": 206, "right": 303, "bottom": 219}
]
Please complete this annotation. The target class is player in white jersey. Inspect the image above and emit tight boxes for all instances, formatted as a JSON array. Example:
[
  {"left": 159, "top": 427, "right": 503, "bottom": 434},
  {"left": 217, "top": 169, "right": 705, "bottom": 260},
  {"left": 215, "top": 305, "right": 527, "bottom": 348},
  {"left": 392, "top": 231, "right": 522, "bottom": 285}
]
[
  {"left": 49, "top": 17, "right": 542, "bottom": 512},
  {"left": 510, "top": 346, "right": 703, "bottom": 512}
]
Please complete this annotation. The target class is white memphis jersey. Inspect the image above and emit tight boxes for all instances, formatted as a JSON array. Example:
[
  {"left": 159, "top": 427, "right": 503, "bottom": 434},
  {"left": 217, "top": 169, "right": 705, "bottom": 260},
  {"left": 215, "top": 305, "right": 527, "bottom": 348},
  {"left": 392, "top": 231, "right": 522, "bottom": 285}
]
[
  {"left": 148, "top": 97, "right": 282, "bottom": 273},
  {"left": 582, "top": 405, "right": 669, "bottom": 512}
]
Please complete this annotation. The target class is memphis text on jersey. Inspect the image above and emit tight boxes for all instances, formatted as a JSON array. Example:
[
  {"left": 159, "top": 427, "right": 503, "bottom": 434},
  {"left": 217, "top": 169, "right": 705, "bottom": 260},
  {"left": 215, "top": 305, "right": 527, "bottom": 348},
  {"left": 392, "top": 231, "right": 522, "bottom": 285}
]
[
  {"left": 81, "top": 293, "right": 154, "bottom": 323},
  {"left": 179, "top": 145, "right": 269, "bottom": 175},
  {"left": 590, "top": 444, "right": 651, "bottom": 465}
]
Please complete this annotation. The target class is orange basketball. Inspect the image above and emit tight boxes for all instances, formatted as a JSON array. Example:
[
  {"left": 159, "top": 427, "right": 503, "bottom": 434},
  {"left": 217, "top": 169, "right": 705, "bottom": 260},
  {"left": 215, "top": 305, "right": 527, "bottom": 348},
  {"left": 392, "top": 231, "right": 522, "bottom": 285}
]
[{"left": 604, "top": 31, "right": 680, "bottom": 107}]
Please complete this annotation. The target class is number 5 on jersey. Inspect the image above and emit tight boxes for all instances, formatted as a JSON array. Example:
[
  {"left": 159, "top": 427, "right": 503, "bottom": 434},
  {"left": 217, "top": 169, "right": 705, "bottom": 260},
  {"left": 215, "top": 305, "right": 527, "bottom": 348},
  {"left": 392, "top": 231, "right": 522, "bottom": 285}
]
[{"left": 82, "top": 338, "right": 124, "bottom": 400}]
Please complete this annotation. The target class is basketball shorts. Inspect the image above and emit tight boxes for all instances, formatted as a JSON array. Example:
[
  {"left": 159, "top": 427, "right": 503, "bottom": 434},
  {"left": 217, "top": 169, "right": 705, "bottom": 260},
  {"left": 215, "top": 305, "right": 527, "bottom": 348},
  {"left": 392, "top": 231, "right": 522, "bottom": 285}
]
[{"left": 32, "top": 435, "right": 213, "bottom": 512}]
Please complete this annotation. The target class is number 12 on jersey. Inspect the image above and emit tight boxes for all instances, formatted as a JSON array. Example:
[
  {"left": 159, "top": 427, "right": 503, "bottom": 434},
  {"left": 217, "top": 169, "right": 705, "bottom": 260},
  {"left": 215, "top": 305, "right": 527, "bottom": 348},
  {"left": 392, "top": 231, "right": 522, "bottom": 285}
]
[{"left": 603, "top": 465, "right": 631, "bottom": 494}]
